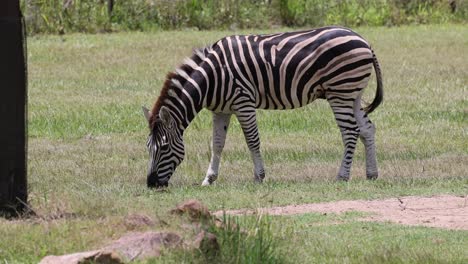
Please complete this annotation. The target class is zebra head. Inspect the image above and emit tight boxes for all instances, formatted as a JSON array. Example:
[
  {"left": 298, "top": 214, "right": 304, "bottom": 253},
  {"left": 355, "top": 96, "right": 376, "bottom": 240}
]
[{"left": 142, "top": 106, "right": 185, "bottom": 188}]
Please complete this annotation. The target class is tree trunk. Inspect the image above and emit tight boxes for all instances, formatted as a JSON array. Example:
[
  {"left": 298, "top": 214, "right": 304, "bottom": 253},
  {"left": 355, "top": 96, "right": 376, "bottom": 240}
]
[{"left": 0, "top": 0, "right": 28, "bottom": 218}]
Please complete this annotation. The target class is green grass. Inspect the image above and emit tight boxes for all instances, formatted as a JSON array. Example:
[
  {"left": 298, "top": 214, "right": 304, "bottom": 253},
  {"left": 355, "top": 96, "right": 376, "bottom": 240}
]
[
  {"left": 280, "top": 214, "right": 468, "bottom": 263},
  {"left": 1, "top": 25, "right": 467, "bottom": 263},
  {"left": 151, "top": 213, "right": 468, "bottom": 263}
]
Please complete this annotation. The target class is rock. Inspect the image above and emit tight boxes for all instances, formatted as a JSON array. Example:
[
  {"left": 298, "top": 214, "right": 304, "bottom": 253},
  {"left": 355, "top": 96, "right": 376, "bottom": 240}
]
[
  {"left": 170, "top": 200, "right": 211, "bottom": 221},
  {"left": 102, "top": 232, "right": 182, "bottom": 261},
  {"left": 214, "top": 217, "right": 223, "bottom": 228},
  {"left": 123, "top": 214, "right": 155, "bottom": 230},
  {"left": 92, "top": 251, "right": 124, "bottom": 264},
  {"left": 192, "top": 231, "right": 219, "bottom": 255},
  {"left": 39, "top": 250, "right": 123, "bottom": 264},
  {"left": 39, "top": 200, "right": 217, "bottom": 263},
  {"left": 39, "top": 232, "right": 182, "bottom": 264},
  {"left": 214, "top": 216, "right": 238, "bottom": 231}
]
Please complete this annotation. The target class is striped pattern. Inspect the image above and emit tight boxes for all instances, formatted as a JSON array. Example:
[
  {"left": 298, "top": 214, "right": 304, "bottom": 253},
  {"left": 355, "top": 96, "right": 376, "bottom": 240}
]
[{"left": 144, "top": 26, "right": 383, "bottom": 187}]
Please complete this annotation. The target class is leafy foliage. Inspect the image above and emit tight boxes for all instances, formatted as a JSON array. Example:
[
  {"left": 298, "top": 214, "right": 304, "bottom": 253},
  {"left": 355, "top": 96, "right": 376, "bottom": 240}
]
[
  {"left": 162, "top": 214, "right": 286, "bottom": 264},
  {"left": 22, "top": 0, "right": 467, "bottom": 34},
  {"left": 212, "top": 215, "right": 283, "bottom": 264},
  {"left": 4, "top": 24, "right": 467, "bottom": 264}
]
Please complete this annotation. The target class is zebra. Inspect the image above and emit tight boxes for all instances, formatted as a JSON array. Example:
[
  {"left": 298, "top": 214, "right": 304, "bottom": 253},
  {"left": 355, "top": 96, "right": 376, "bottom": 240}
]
[{"left": 142, "top": 26, "right": 383, "bottom": 188}]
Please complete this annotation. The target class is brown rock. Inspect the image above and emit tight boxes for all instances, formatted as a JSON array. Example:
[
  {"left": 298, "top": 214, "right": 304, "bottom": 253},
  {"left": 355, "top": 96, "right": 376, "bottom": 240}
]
[
  {"left": 90, "top": 251, "right": 124, "bottom": 264},
  {"left": 39, "top": 232, "right": 182, "bottom": 264},
  {"left": 103, "top": 232, "right": 182, "bottom": 261},
  {"left": 170, "top": 200, "right": 211, "bottom": 221},
  {"left": 39, "top": 250, "right": 123, "bottom": 264},
  {"left": 213, "top": 216, "right": 238, "bottom": 231},
  {"left": 214, "top": 217, "right": 223, "bottom": 228},
  {"left": 192, "top": 231, "right": 220, "bottom": 254},
  {"left": 123, "top": 214, "right": 155, "bottom": 230}
]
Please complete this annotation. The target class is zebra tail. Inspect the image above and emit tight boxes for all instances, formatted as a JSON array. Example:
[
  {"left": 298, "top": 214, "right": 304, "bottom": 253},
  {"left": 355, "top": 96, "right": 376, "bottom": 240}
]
[{"left": 364, "top": 49, "right": 384, "bottom": 114}]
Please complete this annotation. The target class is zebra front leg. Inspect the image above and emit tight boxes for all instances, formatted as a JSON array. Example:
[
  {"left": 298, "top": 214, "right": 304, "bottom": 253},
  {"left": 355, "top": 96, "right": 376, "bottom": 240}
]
[
  {"left": 328, "top": 99, "right": 360, "bottom": 181},
  {"left": 235, "top": 108, "right": 265, "bottom": 183},
  {"left": 202, "top": 112, "right": 232, "bottom": 186}
]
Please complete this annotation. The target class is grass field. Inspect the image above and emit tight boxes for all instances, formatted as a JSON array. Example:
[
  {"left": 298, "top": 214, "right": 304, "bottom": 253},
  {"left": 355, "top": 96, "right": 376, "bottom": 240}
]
[{"left": 1, "top": 25, "right": 467, "bottom": 263}]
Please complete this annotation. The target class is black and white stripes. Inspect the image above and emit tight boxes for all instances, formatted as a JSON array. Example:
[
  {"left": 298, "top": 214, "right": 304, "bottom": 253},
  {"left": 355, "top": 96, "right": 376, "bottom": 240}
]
[{"left": 143, "top": 26, "right": 383, "bottom": 187}]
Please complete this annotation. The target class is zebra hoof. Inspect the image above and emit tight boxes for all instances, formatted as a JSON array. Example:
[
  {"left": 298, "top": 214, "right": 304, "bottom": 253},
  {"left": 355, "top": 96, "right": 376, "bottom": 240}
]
[
  {"left": 367, "top": 173, "right": 378, "bottom": 180},
  {"left": 254, "top": 172, "right": 265, "bottom": 183},
  {"left": 201, "top": 180, "right": 211, "bottom": 186},
  {"left": 202, "top": 174, "right": 217, "bottom": 186},
  {"left": 336, "top": 175, "right": 350, "bottom": 182},
  {"left": 254, "top": 178, "right": 263, "bottom": 184}
]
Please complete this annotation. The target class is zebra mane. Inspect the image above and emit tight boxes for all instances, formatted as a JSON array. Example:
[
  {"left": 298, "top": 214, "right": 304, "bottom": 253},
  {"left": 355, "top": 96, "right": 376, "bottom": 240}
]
[{"left": 149, "top": 47, "right": 209, "bottom": 129}]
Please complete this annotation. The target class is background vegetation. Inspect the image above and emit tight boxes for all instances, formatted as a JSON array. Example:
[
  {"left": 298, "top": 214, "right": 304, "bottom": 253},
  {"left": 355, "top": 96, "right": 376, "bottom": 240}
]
[
  {"left": 0, "top": 25, "right": 466, "bottom": 263},
  {"left": 22, "top": 0, "right": 468, "bottom": 34},
  {"left": 3, "top": 1, "right": 468, "bottom": 263}
]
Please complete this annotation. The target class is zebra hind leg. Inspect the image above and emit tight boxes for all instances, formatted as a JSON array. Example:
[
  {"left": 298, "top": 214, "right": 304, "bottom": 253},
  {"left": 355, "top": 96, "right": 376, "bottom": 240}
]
[
  {"left": 328, "top": 97, "right": 360, "bottom": 181},
  {"left": 202, "top": 112, "right": 232, "bottom": 186},
  {"left": 235, "top": 107, "right": 265, "bottom": 183},
  {"left": 354, "top": 96, "right": 378, "bottom": 180}
]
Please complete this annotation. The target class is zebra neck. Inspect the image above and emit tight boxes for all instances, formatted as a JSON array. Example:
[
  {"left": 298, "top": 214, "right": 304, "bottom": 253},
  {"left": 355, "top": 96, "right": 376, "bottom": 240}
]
[
  {"left": 160, "top": 74, "right": 208, "bottom": 131},
  {"left": 160, "top": 94, "right": 204, "bottom": 131},
  {"left": 153, "top": 48, "right": 211, "bottom": 131}
]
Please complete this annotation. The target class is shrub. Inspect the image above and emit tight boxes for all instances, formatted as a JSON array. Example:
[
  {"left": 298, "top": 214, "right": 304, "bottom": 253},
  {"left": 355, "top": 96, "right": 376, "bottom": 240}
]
[
  {"left": 211, "top": 214, "right": 283, "bottom": 263},
  {"left": 21, "top": 0, "right": 468, "bottom": 34}
]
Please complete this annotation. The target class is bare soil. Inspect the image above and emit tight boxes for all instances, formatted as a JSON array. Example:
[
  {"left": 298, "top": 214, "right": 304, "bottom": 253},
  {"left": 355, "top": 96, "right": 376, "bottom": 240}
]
[{"left": 217, "top": 195, "right": 468, "bottom": 230}]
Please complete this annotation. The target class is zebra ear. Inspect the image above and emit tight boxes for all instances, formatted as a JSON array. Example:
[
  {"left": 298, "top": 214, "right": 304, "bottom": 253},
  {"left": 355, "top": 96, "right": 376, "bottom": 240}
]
[
  {"left": 159, "top": 106, "right": 172, "bottom": 127},
  {"left": 142, "top": 106, "right": 151, "bottom": 122}
]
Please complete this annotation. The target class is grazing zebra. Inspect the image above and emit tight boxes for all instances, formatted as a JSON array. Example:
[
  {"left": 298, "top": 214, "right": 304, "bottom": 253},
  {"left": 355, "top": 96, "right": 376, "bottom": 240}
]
[{"left": 143, "top": 26, "right": 383, "bottom": 188}]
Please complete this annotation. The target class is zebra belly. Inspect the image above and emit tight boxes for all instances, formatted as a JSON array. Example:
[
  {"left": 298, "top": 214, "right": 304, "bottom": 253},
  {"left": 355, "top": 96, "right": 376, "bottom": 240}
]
[{"left": 255, "top": 84, "right": 325, "bottom": 110}]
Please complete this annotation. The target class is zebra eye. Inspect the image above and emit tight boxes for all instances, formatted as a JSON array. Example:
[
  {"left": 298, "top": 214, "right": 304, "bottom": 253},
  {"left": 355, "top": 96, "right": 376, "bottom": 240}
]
[{"left": 161, "top": 142, "right": 169, "bottom": 150}]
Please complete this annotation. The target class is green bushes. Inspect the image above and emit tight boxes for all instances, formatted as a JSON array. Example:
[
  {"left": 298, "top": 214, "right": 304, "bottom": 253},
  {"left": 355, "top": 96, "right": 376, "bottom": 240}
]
[
  {"left": 279, "top": 0, "right": 465, "bottom": 27},
  {"left": 170, "top": 214, "right": 285, "bottom": 263},
  {"left": 23, "top": 0, "right": 111, "bottom": 34},
  {"left": 212, "top": 215, "right": 284, "bottom": 263},
  {"left": 22, "top": 0, "right": 467, "bottom": 34}
]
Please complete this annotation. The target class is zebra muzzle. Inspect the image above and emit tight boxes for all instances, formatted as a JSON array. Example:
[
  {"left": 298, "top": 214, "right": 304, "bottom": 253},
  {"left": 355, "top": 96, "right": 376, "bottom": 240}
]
[{"left": 147, "top": 172, "right": 169, "bottom": 188}]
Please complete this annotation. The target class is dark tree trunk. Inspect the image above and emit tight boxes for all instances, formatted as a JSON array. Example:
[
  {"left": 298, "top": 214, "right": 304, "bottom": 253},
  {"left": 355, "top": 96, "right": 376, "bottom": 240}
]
[
  {"left": 108, "top": 0, "right": 114, "bottom": 17},
  {"left": 0, "top": 0, "right": 29, "bottom": 218}
]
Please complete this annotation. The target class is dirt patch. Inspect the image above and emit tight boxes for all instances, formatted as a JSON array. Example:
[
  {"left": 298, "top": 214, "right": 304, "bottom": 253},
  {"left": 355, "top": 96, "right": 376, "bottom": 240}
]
[{"left": 217, "top": 195, "right": 468, "bottom": 230}]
